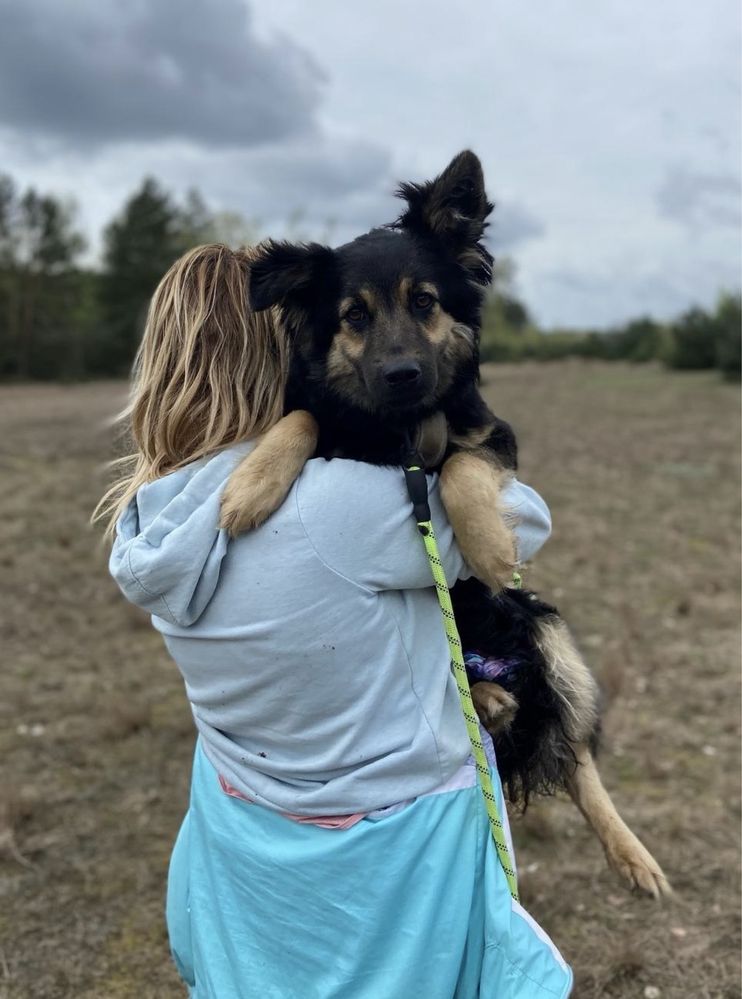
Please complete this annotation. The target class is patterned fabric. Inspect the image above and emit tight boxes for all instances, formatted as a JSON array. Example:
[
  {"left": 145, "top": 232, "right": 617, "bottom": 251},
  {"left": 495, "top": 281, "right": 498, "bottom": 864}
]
[{"left": 464, "top": 651, "right": 522, "bottom": 689}]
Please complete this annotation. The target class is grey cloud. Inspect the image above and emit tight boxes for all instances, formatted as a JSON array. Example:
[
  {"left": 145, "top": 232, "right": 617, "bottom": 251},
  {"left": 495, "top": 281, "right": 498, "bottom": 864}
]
[
  {"left": 245, "top": 140, "right": 391, "bottom": 201},
  {"left": 656, "top": 165, "right": 742, "bottom": 230},
  {"left": 488, "top": 202, "right": 546, "bottom": 252},
  {"left": 87, "top": 134, "right": 394, "bottom": 240},
  {"left": 0, "top": 0, "right": 323, "bottom": 147},
  {"left": 536, "top": 250, "right": 742, "bottom": 330}
]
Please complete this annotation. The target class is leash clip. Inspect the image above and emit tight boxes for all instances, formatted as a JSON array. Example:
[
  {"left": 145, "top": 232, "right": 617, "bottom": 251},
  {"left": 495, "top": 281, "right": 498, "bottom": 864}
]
[
  {"left": 403, "top": 459, "right": 431, "bottom": 527},
  {"left": 402, "top": 433, "right": 432, "bottom": 527}
]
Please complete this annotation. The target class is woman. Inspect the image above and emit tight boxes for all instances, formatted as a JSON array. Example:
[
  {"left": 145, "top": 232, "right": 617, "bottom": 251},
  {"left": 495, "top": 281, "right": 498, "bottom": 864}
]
[{"left": 99, "top": 244, "right": 572, "bottom": 998}]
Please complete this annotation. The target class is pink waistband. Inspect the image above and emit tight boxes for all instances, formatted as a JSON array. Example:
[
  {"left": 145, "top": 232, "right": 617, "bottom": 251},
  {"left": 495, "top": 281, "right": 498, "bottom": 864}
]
[
  {"left": 217, "top": 749, "right": 482, "bottom": 829},
  {"left": 218, "top": 774, "right": 367, "bottom": 829}
]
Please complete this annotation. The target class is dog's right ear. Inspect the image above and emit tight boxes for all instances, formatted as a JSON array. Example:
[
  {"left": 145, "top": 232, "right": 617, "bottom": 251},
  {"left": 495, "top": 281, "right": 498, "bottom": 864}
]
[
  {"left": 394, "top": 151, "right": 494, "bottom": 286},
  {"left": 249, "top": 240, "right": 335, "bottom": 312}
]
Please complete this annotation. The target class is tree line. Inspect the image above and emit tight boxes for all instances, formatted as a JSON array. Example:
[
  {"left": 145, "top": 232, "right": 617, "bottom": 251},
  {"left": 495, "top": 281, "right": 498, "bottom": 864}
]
[
  {"left": 0, "top": 173, "right": 738, "bottom": 381},
  {"left": 0, "top": 175, "right": 256, "bottom": 380},
  {"left": 481, "top": 284, "right": 741, "bottom": 380}
]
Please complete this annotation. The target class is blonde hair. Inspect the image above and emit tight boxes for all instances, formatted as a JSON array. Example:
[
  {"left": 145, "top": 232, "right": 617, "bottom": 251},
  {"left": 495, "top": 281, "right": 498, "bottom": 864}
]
[{"left": 93, "top": 243, "right": 287, "bottom": 537}]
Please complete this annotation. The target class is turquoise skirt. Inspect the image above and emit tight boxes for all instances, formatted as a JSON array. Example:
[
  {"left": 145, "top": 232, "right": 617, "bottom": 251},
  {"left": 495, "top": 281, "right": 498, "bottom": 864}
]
[{"left": 167, "top": 741, "right": 572, "bottom": 998}]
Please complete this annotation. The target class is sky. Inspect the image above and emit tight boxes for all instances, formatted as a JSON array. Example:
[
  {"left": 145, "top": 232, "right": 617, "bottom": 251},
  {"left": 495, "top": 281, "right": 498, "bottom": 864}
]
[{"left": 0, "top": 0, "right": 740, "bottom": 328}]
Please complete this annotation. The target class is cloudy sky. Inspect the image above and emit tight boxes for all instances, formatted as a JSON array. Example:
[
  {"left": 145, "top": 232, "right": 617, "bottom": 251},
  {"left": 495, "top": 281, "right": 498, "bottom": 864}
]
[{"left": 1, "top": 0, "right": 739, "bottom": 327}]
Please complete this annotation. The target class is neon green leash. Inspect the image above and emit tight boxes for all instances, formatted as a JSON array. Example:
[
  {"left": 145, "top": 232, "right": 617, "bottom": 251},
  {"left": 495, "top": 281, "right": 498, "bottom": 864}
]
[{"left": 403, "top": 458, "right": 520, "bottom": 902}]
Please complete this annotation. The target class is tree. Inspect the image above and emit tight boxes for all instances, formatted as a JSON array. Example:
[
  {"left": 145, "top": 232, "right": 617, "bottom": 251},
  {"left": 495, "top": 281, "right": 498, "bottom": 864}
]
[
  {"left": 206, "top": 210, "right": 261, "bottom": 250},
  {"left": 500, "top": 295, "right": 530, "bottom": 330},
  {"left": 614, "top": 317, "right": 663, "bottom": 362},
  {"left": 714, "top": 292, "right": 741, "bottom": 381},
  {"left": 94, "top": 180, "right": 262, "bottom": 375},
  {"left": 96, "top": 178, "right": 185, "bottom": 375},
  {"left": 0, "top": 176, "right": 86, "bottom": 379},
  {"left": 667, "top": 306, "right": 722, "bottom": 371}
]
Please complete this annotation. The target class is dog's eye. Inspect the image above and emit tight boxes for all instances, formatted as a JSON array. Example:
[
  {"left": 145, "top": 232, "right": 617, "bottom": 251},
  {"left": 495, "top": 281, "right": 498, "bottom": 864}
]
[
  {"left": 413, "top": 292, "right": 435, "bottom": 312},
  {"left": 345, "top": 305, "right": 367, "bottom": 324}
]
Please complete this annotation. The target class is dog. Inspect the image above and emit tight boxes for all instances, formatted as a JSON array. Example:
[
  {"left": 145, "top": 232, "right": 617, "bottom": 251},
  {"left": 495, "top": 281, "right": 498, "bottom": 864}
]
[{"left": 220, "top": 150, "right": 669, "bottom": 898}]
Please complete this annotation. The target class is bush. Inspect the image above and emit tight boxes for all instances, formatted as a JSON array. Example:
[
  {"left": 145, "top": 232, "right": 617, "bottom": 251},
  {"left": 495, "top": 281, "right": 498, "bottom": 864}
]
[
  {"left": 664, "top": 294, "right": 741, "bottom": 377},
  {"left": 615, "top": 318, "right": 664, "bottom": 362},
  {"left": 666, "top": 307, "right": 720, "bottom": 370},
  {"left": 714, "top": 293, "right": 741, "bottom": 381}
]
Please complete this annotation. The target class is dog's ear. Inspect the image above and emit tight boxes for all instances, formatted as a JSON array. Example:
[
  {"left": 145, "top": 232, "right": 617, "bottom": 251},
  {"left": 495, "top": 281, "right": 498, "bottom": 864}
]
[
  {"left": 394, "top": 150, "right": 494, "bottom": 285},
  {"left": 249, "top": 240, "right": 335, "bottom": 313}
]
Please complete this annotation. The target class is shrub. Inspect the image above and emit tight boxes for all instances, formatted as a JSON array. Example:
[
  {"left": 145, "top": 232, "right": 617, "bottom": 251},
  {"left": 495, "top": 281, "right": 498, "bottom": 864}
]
[
  {"left": 714, "top": 293, "right": 741, "bottom": 381},
  {"left": 666, "top": 307, "right": 720, "bottom": 370}
]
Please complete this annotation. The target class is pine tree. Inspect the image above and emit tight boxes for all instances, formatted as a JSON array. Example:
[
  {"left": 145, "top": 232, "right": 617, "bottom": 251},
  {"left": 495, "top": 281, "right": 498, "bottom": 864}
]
[
  {"left": 0, "top": 177, "right": 86, "bottom": 379},
  {"left": 96, "top": 178, "right": 185, "bottom": 375}
]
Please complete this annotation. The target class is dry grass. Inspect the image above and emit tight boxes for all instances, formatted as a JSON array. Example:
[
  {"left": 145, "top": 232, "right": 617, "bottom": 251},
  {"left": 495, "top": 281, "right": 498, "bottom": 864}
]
[{"left": 0, "top": 363, "right": 739, "bottom": 998}]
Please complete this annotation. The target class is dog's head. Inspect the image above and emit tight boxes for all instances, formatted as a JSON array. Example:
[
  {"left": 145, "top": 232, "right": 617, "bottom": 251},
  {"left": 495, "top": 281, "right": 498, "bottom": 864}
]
[{"left": 249, "top": 150, "right": 493, "bottom": 418}]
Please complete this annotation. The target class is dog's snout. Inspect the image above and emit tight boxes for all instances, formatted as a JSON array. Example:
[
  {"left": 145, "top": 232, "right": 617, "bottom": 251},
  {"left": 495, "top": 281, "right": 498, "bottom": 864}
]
[{"left": 383, "top": 360, "right": 422, "bottom": 387}]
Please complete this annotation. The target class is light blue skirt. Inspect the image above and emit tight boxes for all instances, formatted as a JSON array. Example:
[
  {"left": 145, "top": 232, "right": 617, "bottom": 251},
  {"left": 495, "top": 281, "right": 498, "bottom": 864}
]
[{"left": 167, "top": 741, "right": 572, "bottom": 998}]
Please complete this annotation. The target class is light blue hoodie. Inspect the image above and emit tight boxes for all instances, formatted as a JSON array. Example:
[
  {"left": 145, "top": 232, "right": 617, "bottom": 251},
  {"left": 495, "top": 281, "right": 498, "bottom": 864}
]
[{"left": 110, "top": 442, "right": 551, "bottom": 817}]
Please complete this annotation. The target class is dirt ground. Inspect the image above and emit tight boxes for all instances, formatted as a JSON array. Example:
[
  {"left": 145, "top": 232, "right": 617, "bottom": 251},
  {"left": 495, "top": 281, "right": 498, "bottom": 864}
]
[{"left": 0, "top": 361, "right": 739, "bottom": 999}]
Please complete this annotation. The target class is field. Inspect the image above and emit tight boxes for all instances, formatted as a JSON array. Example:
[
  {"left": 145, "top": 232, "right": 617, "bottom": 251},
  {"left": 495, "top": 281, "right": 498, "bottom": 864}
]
[{"left": 0, "top": 362, "right": 739, "bottom": 998}]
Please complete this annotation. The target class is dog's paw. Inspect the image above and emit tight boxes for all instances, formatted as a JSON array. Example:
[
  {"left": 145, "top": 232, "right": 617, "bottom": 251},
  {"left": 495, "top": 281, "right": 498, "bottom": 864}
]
[
  {"left": 220, "top": 411, "right": 319, "bottom": 537},
  {"left": 221, "top": 452, "right": 298, "bottom": 535},
  {"left": 470, "top": 681, "right": 518, "bottom": 735},
  {"left": 220, "top": 457, "right": 296, "bottom": 536},
  {"left": 603, "top": 828, "right": 672, "bottom": 899}
]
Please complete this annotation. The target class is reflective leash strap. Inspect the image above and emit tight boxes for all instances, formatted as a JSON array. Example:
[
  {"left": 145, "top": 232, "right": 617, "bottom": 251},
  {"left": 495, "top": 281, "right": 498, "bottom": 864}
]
[{"left": 403, "top": 460, "right": 520, "bottom": 902}]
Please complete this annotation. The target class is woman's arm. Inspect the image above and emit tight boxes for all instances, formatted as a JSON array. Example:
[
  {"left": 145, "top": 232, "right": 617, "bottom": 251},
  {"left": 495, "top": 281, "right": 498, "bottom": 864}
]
[{"left": 295, "top": 458, "right": 551, "bottom": 593}]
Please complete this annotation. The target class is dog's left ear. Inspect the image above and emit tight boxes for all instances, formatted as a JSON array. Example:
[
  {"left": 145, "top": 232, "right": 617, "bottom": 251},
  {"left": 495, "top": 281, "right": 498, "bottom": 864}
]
[
  {"left": 395, "top": 150, "right": 493, "bottom": 285},
  {"left": 249, "top": 239, "right": 335, "bottom": 313}
]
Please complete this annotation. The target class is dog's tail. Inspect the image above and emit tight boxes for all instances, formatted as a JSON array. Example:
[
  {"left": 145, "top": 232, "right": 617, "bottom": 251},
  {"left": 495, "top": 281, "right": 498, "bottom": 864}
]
[
  {"left": 532, "top": 615, "right": 601, "bottom": 749},
  {"left": 455, "top": 583, "right": 603, "bottom": 807},
  {"left": 495, "top": 609, "right": 602, "bottom": 808}
]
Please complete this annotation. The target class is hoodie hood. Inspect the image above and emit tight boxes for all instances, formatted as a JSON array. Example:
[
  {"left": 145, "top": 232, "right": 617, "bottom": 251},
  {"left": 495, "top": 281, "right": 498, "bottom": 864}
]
[{"left": 109, "top": 443, "right": 252, "bottom": 627}]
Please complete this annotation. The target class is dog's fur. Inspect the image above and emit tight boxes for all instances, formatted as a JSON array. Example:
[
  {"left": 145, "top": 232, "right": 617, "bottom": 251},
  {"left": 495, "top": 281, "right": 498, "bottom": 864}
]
[{"left": 221, "top": 151, "right": 669, "bottom": 898}]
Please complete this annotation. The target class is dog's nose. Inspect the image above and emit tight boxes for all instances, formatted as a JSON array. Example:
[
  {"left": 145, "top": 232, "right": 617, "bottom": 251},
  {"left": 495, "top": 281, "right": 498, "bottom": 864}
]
[{"left": 383, "top": 360, "right": 422, "bottom": 387}]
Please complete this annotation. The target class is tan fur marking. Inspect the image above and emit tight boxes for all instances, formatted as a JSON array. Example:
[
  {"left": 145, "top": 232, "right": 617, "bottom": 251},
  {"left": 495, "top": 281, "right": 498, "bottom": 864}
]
[
  {"left": 414, "top": 412, "right": 448, "bottom": 468},
  {"left": 434, "top": 320, "right": 476, "bottom": 396},
  {"left": 325, "top": 330, "right": 374, "bottom": 410},
  {"left": 396, "top": 276, "right": 413, "bottom": 307},
  {"left": 328, "top": 328, "right": 364, "bottom": 363},
  {"left": 532, "top": 617, "right": 600, "bottom": 743},
  {"left": 325, "top": 344, "right": 354, "bottom": 385},
  {"left": 423, "top": 306, "right": 454, "bottom": 346},
  {"left": 471, "top": 681, "right": 518, "bottom": 736},
  {"left": 567, "top": 743, "right": 671, "bottom": 898},
  {"left": 439, "top": 451, "right": 516, "bottom": 591},
  {"left": 358, "top": 287, "right": 378, "bottom": 312},
  {"left": 220, "top": 410, "right": 318, "bottom": 535},
  {"left": 326, "top": 329, "right": 363, "bottom": 389},
  {"left": 448, "top": 423, "right": 495, "bottom": 451}
]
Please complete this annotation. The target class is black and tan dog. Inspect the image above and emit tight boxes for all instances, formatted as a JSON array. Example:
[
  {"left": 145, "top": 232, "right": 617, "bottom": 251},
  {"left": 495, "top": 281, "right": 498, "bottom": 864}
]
[{"left": 221, "top": 151, "right": 669, "bottom": 898}]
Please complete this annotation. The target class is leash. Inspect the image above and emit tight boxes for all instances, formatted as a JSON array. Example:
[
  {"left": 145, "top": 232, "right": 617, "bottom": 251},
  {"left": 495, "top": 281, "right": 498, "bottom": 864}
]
[{"left": 403, "top": 453, "right": 520, "bottom": 902}]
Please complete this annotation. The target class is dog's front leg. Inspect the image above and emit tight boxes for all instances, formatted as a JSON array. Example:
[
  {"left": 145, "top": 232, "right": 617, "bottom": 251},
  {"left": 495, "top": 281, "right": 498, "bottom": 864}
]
[
  {"left": 220, "top": 410, "right": 318, "bottom": 536},
  {"left": 566, "top": 742, "right": 671, "bottom": 898},
  {"left": 439, "top": 450, "right": 516, "bottom": 592}
]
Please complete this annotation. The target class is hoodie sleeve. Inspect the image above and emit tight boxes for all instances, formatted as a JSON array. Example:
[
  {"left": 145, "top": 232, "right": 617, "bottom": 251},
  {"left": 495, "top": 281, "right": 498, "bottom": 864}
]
[
  {"left": 295, "top": 458, "right": 551, "bottom": 593},
  {"left": 505, "top": 480, "right": 552, "bottom": 563},
  {"left": 108, "top": 447, "right": 250, "bottom": 627}
]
